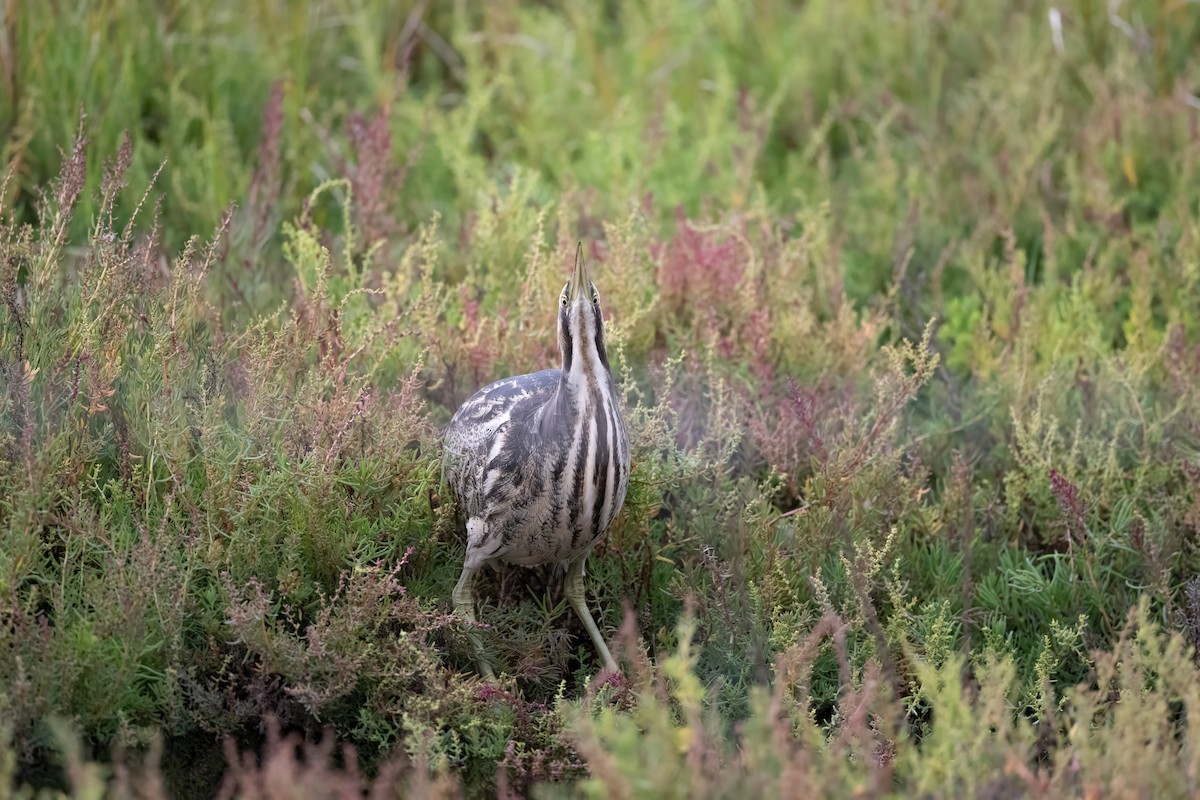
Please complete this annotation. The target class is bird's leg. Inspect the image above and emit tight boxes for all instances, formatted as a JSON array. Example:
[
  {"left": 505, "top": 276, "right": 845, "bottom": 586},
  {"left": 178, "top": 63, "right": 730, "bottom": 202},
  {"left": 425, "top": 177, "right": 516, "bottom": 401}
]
[
  {"left": 452, "top": 565, "right": 495, "bottom": 680},
  {"left": 565, "top": 556, "right": 618, "bottom": 673}
]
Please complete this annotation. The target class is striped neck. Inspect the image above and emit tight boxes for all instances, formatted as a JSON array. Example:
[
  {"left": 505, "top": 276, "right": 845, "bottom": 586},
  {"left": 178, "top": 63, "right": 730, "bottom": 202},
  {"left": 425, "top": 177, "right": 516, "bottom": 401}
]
[
  {"left": 557, "top": 290, "right": 612, "bottom": 399},
  {"left": 535, "top": 288, "right": 617, "bottom": 442},
  {"left": 554, "top": 297, "right": 625, "bottom": 552}
]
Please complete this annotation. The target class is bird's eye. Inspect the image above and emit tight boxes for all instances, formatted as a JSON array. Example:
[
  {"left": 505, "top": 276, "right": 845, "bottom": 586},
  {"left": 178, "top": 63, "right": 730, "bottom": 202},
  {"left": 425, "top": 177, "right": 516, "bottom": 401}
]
[
  {"left": 592, "top": 293, "right": 600, "bottom": 304},
  {"left": 560, "top": 295, "right": 568, "bottom": 307}
]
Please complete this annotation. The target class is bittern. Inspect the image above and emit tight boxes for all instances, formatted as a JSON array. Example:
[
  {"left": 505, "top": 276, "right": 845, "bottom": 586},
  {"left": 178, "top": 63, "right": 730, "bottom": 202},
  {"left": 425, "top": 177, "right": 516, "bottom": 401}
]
[{"left": 442, "top": 244, "right": 630, "bottom": 678}]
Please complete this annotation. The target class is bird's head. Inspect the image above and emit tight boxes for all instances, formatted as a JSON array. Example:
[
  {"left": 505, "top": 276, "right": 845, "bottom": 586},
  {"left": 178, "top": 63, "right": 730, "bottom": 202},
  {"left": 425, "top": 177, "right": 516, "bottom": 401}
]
[{"left": 557, "top": 243, "right": 610, "bottom": 381}]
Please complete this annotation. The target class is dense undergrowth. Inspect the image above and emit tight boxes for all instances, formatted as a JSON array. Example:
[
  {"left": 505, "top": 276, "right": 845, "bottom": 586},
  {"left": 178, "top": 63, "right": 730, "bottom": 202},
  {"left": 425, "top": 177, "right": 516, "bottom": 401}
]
[{"left": 3, "top": 0, "right": 1200, "bottom": 797}]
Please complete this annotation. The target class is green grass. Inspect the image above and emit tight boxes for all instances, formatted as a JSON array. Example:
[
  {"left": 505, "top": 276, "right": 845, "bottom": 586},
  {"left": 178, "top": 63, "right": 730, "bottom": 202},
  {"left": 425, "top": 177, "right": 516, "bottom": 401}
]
[{"left": 3, "top": 0, "right": 1200, "bottom": 797}]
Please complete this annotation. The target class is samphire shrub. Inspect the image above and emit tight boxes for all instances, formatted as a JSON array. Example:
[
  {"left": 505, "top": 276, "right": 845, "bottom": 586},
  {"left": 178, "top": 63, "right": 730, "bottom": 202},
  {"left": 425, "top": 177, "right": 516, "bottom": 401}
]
[{"left": 4, "top": 0, "right": 1200, "bottom": 796}]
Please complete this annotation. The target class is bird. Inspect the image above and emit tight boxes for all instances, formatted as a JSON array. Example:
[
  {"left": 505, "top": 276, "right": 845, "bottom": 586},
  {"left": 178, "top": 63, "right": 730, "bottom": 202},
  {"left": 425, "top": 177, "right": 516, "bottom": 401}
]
[{"left": 442, "top": 243, "right": 631, "bottom": 679}]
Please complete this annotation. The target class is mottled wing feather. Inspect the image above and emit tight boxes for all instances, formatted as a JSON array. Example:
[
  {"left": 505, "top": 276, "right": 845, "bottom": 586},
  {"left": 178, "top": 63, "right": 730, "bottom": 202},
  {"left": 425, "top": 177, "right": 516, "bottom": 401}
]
[
  {"left": 443, "top": 358, "right": 631, "bottom": 570},
  {"left": 442, "top": 369, "right": 561, "bottom": 520}
]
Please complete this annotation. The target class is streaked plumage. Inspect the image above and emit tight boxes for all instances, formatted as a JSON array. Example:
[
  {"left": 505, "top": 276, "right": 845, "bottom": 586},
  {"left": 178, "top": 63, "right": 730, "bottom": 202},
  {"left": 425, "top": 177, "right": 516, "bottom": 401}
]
[{"left": 443, "top": 245, "right": 630, "bottom": 677}]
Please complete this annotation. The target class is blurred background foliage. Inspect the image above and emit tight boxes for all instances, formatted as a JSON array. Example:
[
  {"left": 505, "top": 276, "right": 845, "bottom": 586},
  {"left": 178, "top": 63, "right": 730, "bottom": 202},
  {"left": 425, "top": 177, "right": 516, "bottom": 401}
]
[{"left": 2, "top": 0, "right": 1200, "bottom": 797}]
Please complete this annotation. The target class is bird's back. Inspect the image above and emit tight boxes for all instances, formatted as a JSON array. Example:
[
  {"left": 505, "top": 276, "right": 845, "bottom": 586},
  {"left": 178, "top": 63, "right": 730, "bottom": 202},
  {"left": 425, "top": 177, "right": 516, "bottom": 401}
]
[{"left": 442, "top": 369, "right": 562, "bottom": 521}]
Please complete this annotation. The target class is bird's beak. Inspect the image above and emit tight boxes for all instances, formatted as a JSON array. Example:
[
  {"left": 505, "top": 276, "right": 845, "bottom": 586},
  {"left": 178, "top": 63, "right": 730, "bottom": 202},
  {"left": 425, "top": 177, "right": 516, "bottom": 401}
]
[{"left": 569, "top": 242, "right": 589, "bottom": 302}]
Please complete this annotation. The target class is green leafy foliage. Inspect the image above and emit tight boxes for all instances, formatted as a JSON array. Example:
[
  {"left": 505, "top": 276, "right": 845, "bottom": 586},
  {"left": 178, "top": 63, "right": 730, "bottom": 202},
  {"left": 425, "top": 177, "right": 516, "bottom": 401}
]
[{"left": 3, "top": 0, "right": 1200, "bottom": 797}]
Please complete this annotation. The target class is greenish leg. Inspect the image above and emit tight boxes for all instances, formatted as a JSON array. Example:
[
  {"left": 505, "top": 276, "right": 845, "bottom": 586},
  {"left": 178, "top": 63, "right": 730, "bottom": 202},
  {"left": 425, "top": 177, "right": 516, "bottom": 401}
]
[
  {"left": 565, "top": 556, "right": 618, "bottom": 673},
  {"left": 453, "top": 565, "right": 495, "bottom": 680}
]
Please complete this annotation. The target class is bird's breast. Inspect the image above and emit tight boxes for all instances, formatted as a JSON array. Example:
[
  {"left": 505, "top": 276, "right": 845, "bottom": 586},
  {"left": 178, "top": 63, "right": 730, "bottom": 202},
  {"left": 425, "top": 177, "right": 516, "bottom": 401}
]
[{"left": 443, "top": 364, "right": 630, "bottom": 567}]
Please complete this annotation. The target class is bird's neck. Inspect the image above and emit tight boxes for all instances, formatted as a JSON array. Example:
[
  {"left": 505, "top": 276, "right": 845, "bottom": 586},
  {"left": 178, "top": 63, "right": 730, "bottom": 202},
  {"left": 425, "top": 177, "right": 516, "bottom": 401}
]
[
  {"left": 558, "top": 340, "right": 614, "bottom": 405},
  {"left": 556, "top": 370, "right": 607, "bottom": 415},
  {"left": 538, "top": 344, "right": 616, "bottom": 441}
]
